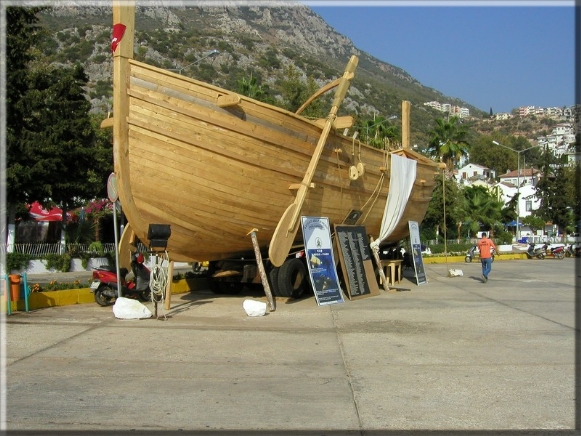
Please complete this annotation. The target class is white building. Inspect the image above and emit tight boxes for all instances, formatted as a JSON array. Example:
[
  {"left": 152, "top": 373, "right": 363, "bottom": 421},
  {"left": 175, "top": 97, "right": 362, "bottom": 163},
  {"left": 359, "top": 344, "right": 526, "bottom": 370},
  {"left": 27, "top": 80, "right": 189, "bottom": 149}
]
[{"left": 457, "top": 163, "right": 495, "bottom": 183}]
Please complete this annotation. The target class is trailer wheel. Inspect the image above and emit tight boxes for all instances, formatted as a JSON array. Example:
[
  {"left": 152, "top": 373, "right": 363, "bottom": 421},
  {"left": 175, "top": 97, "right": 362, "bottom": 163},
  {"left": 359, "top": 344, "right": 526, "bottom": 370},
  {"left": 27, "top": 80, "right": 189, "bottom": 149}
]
[
  {"left": 268, "top": 266, "right": 280, "bottom": 296},
  {"left": 277, "top": 258, "right": 310, "bottom": 299},
  {"left": 209, "top": 279, "right": 242, "bottom": 295}
]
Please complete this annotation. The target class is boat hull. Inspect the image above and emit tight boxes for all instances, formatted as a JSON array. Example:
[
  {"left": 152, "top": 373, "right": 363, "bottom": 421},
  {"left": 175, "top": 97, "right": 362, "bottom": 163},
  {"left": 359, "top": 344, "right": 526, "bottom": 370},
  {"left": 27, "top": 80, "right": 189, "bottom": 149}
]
[{"left": 113, "top": 60, "right": 438, "bottom": 263}]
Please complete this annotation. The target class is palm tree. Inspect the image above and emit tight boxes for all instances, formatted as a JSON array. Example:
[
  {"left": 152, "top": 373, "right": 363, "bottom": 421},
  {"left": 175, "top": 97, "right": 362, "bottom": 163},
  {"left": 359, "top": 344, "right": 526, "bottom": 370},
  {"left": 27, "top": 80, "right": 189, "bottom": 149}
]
[
  {"left": 463, "top": 185, "right": 504, "bottom": 232},
  {"left": 427, "top": 116, "right": 470, "bottom": 171},
  {"left": 358, "top": 116, "right": 400, "bottom": 149}
]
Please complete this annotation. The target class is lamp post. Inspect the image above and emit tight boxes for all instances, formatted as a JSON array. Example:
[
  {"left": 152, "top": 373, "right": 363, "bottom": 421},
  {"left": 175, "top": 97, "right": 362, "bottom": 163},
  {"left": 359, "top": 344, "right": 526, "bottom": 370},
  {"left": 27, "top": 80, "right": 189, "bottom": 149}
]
[
  {"left": 492, "top": 140, "right": 541, "bottom": 241},
  {"left": 168, "top": 49, "right": 220, "bottom": 75}
]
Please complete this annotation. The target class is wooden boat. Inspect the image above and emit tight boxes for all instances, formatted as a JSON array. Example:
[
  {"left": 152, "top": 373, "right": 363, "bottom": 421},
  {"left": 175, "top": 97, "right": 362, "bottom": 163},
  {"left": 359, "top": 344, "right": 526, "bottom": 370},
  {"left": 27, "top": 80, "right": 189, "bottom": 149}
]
[{"left": 106, "top": 3, "right": 439, "bottom": 275}]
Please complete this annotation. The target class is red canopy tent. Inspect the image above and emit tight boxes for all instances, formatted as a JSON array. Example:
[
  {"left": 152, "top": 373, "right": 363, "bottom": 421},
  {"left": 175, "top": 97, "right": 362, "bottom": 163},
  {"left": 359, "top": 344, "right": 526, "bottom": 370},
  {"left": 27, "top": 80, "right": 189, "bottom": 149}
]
[{"left": 28, "top": 202, "right": 75, "bottom": 222}]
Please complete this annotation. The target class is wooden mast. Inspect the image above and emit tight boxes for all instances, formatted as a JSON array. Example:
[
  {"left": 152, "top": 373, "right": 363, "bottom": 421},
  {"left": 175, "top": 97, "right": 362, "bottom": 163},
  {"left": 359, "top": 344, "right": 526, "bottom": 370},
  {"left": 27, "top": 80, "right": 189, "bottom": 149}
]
[{"left": 401, "top": 100, "right": 411, "bottom": 149}]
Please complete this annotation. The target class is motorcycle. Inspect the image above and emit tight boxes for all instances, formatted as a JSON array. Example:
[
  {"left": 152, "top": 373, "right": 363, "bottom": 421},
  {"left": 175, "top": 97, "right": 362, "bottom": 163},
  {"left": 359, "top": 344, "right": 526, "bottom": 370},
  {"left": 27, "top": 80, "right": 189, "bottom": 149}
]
[
  {"left": 564, "top": 244, "right": 581, "bottom": 257},
  {"left": 546, "top": 244, "right": 565, "bottom": 259},
  {"left": 526, "top": 242, "right": 547, "bottom": 260},
  {"left": 90, "top": 254, "right": 152, "bottom": 306},
  {"left": 465, "top": 245, "right": 495, "bottom": 263}
]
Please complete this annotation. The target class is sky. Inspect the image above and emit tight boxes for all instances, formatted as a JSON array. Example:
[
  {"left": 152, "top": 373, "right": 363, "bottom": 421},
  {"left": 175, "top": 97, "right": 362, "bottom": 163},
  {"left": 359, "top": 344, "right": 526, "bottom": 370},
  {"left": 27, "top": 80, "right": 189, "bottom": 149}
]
[{"left": 304, "top": 1, "right": 577, "bottom": 114}]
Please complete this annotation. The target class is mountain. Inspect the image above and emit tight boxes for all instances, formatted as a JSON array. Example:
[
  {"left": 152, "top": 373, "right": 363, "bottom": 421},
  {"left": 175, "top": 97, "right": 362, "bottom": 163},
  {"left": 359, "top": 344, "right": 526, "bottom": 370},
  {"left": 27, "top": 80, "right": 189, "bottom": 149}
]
[{"left": 36, "top": 3, "right": 487, "bottom": 146}]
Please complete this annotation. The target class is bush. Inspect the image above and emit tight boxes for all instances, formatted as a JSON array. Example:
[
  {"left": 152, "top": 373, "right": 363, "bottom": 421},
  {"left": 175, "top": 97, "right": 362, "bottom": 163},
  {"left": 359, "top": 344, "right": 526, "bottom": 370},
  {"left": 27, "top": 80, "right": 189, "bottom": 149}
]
[
  {"left": 6, "top": 253, "right": 33, "bottom": 272},
  {"left": 43, "top": 253, "right": 72, "bottom": 273}
]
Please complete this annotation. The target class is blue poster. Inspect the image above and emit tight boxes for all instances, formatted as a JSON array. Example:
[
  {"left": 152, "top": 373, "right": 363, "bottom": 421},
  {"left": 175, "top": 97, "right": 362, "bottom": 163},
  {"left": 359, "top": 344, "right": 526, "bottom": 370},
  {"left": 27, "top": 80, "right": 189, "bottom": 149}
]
[
  {"left": 301, "top": 217, "right": 344, "bottom": 306},
  {"left": 408, "top": 221, "right": 427, "bottom": 285}
]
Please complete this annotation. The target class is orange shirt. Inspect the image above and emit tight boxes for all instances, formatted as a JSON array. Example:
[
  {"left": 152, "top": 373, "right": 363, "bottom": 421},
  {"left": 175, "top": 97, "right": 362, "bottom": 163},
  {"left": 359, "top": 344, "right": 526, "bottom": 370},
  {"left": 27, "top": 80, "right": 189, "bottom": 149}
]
[{"left": 477, "top": 237, "right": 497, "bottom": 259}]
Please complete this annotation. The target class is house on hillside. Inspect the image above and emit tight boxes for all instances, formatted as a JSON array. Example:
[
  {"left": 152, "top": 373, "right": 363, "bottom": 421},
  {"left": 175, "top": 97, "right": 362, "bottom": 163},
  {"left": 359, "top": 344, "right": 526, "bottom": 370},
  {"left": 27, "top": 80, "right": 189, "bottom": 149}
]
[
  {"left": 497, "top": 168, "right": 542, "bottom": 237},
  {"left": 457, "top": 163, "right": 495, "bottom": 185},
  {"left": 498, "top": 167, "right": 540, "bottom": 188}
]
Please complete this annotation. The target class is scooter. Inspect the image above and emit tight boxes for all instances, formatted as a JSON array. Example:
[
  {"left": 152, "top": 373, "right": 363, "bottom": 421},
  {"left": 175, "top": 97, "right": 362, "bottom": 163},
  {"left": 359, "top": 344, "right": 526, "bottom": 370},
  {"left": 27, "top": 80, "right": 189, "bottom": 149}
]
[
  {"left": 90, "top": 262, "right": 151, "bottom": 306},
  {"left": 465, "top": 245, "right": 495, "bottom": 263},
  {"left": 526, "top": 242, "right": 547, "bottom": 260}
]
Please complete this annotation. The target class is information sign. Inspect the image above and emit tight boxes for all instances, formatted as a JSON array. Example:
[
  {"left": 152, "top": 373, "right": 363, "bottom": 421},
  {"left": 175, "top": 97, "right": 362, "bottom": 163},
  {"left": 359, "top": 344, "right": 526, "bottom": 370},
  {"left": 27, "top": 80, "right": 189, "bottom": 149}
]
[
  {"left": 408, "top": 221, "right": 427, "bottom": 285},
  {"left": 301, "top": 217, "right": 344, "bottom": 306},
  {"left": 334, "top": 225, "right": 380, "bottom": 300}
]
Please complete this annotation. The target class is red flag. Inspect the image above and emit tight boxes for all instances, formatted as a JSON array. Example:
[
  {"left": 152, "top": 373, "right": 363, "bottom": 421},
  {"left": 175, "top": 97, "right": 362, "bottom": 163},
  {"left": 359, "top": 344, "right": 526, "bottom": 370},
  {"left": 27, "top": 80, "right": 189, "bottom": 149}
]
[{"left": 111, "top": 23, "right": 126, "bottom": 53}]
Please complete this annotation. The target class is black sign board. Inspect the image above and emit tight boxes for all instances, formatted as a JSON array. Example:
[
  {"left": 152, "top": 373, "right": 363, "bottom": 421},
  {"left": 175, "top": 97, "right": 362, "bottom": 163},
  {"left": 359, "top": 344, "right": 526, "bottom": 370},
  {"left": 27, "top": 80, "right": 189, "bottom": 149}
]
[{"left": 334, "top": 225, "right": 380, "bottom": 300}]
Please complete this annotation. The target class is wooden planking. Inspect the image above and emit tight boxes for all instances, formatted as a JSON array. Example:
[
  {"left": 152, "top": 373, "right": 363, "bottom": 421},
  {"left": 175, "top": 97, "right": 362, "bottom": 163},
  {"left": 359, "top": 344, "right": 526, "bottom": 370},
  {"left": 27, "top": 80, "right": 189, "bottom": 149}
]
[
  {"left": 126, "top": 102, "right": 388, "bottom": 196},
  {"left": 126, "top": 134, "right": 388, "bottom": 227}
]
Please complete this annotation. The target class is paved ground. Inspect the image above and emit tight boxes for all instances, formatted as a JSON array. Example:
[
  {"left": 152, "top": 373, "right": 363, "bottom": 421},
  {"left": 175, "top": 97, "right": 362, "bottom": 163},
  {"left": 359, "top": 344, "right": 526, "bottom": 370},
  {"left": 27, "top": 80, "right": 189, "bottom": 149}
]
[{"left": 3, "top": 258, "right": 578, "bottom": 433}]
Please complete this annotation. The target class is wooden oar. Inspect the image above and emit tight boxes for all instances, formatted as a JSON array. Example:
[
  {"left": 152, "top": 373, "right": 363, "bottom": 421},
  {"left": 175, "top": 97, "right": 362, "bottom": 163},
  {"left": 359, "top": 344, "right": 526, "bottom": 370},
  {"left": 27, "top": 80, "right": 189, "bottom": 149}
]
[{"left": 268, "top": 55, "right": 358, "bottom": 267}]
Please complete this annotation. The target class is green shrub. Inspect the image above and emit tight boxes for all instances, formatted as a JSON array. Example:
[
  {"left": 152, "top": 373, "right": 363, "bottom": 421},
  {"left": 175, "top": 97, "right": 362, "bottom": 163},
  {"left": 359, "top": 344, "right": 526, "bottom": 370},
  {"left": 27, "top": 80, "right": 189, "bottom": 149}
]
[
  {"left": 43, "top": 253, "right": 72, "bottom": 273},
  {"left": 6, "top": 253, "right": 33, "bottom": 272}
]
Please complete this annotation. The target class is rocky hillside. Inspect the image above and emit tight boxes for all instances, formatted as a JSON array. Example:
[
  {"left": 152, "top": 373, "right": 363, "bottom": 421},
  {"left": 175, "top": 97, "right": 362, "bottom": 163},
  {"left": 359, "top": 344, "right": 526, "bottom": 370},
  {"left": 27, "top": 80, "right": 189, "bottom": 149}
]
[{"left": 37, "top": 2, "right": 488, "bottom": 146}]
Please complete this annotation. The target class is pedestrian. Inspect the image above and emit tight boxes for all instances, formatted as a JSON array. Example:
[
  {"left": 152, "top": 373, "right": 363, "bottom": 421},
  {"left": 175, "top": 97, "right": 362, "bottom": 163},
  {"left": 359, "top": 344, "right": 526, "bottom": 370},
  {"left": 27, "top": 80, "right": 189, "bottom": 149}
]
[{"left": 477, "top": 233, "right": 497, "bottom": 283}]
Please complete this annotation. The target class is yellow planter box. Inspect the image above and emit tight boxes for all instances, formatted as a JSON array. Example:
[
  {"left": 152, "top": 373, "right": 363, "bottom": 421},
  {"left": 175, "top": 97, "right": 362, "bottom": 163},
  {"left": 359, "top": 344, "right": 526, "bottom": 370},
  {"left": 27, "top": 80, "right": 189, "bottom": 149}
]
[{"left": 2, "top": 278, "right": 210, "bottom": 313}]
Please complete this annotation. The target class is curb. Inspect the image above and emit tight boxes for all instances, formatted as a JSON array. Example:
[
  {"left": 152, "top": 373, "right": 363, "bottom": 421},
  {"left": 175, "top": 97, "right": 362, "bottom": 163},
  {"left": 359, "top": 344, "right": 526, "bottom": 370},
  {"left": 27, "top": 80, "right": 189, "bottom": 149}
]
[{"left": 2, "top": 277, "right": 209, "bottom": 313}]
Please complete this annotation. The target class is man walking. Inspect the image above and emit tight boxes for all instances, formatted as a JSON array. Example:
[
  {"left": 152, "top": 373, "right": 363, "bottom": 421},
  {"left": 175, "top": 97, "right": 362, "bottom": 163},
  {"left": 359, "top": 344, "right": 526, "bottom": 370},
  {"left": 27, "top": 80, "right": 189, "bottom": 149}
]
[{"left": 477, "top": 233, "right": 497, "bottom": 283}]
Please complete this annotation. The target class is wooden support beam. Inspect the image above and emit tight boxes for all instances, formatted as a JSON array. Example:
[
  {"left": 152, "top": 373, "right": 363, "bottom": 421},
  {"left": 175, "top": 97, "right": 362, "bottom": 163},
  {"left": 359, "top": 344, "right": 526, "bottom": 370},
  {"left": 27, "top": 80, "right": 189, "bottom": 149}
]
[
  {"left": 314, "top": 115, "right": 354, "bottom": 130},
  {"left": 248, "top": 228, "right": 275, "bottom": 311},
  {"left": 100, "top": 117, "right": 114, "bottom": 129},
  {"left": 164, "top": 260, "right": 174, "bottom": 311}
]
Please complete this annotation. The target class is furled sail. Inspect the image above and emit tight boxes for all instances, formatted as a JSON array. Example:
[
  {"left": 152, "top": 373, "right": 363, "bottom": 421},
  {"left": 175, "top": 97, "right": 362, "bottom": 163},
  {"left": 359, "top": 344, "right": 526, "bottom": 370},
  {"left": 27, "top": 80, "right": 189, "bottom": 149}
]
[{"left": 370, "top": 154, "right": 417, "bottom": 249}]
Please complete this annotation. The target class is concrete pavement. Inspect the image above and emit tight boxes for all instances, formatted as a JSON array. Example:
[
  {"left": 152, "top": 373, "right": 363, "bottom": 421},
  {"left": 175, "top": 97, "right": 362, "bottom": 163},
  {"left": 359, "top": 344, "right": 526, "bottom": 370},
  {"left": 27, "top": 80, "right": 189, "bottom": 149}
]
[{"left": 3, "top": 258, "right": 578, "bottom": 432}]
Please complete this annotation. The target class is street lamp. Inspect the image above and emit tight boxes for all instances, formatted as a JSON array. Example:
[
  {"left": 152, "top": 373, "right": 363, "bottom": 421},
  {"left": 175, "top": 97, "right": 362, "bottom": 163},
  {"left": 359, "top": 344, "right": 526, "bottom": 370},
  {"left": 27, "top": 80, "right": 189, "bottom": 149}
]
[
  {"left": 492, "top": 140, "right": 541, "bottom": 241},
  {"left": 168, "top": 49, "right": 220, "bottom": 75}
]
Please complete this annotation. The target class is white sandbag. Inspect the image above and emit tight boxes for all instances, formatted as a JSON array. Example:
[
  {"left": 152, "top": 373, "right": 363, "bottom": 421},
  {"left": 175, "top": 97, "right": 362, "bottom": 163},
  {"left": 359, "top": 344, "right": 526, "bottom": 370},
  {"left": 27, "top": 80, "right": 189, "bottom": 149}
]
[
  {"left": 243, "top": 299, "right": 267, "bottom": 317},
  {"left": 113, "top": 297, "right": 153, "bottom": 319},
  {"left": 448, "top": 269, "right": 464, "bottom": 277}
]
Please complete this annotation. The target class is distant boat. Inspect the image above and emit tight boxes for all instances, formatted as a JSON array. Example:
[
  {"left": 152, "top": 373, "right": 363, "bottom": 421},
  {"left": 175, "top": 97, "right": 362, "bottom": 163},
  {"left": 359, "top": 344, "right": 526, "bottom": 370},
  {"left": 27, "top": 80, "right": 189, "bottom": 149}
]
[{"left": 105, "top": 3, "right": 439, "bottom": 295}]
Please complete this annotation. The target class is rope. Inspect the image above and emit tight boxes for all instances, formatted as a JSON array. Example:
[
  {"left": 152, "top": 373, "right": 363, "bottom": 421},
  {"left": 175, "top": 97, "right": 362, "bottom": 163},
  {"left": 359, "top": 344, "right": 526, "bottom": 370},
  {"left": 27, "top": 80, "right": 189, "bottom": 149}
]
[{"left": 149, "top": 251, "right": 169, "bottom": 319}]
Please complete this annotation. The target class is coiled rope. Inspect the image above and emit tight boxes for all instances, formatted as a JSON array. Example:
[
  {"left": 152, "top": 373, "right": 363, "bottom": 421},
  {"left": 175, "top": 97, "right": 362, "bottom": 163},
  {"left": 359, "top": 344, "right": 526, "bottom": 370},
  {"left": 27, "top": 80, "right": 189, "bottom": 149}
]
[{"left": 149, "top": 251, "right": 169, "bottom": 319}]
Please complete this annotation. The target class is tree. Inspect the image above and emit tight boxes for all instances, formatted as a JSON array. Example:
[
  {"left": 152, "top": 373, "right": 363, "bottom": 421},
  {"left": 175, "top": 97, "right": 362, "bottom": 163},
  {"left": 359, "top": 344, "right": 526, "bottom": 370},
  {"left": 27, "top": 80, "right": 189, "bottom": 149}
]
[
  {"left": 5, "top": 6, "right": 48, "bottom": 251},
  {"left": 462, "top": 185, "right": 504, "bottom": 232},
  {"left": 534, "top": 145, "right": 558, "bottom": 222},
  {"left": 237, "top": 73, "right": 269, "bottom": 102},
  {"left": 426, "top": 116, "right": 470, "bottom": 172},
  {"left": 279, "top": 64, "right": 305, "bottom": 113},
  {"left": 422, "top": 173, "right": 464, "bottom": 241},
  {"left": 6, "top": 6, "right": 113, "bottom": 249},
  {"left": 357, "top": 116, "right": 400, "bottom": 150},
  {"left": 19, "top": 63, "right": 109, "bottom": 249}
]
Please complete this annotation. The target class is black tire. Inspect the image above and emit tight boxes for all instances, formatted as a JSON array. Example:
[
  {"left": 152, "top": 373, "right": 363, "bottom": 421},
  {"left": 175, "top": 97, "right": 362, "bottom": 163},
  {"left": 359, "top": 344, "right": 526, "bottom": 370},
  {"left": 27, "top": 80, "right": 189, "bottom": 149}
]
[
  {"left": 139, "top": 288, "right": 152, "bottom": 302},
  {"left": 465, "top": 256, "right": 472, "bottom": 263},
  {"left": 268, "top": 266, "right": 280, "bottom": 296},
  {"left": 209, "top": 279, "right": 241, "bottom": 295},
  {"left": 556, "top": 252, "right": 564, "bottom": 259},
  {"left": 277, "top": 258, "right": 310, "bottom": 299},
  {"left": 538, "top": 253, "right": 545, "bottom": 259},
  {"left": 94, "top": 285, "right": 113, "bottom": 306}
]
